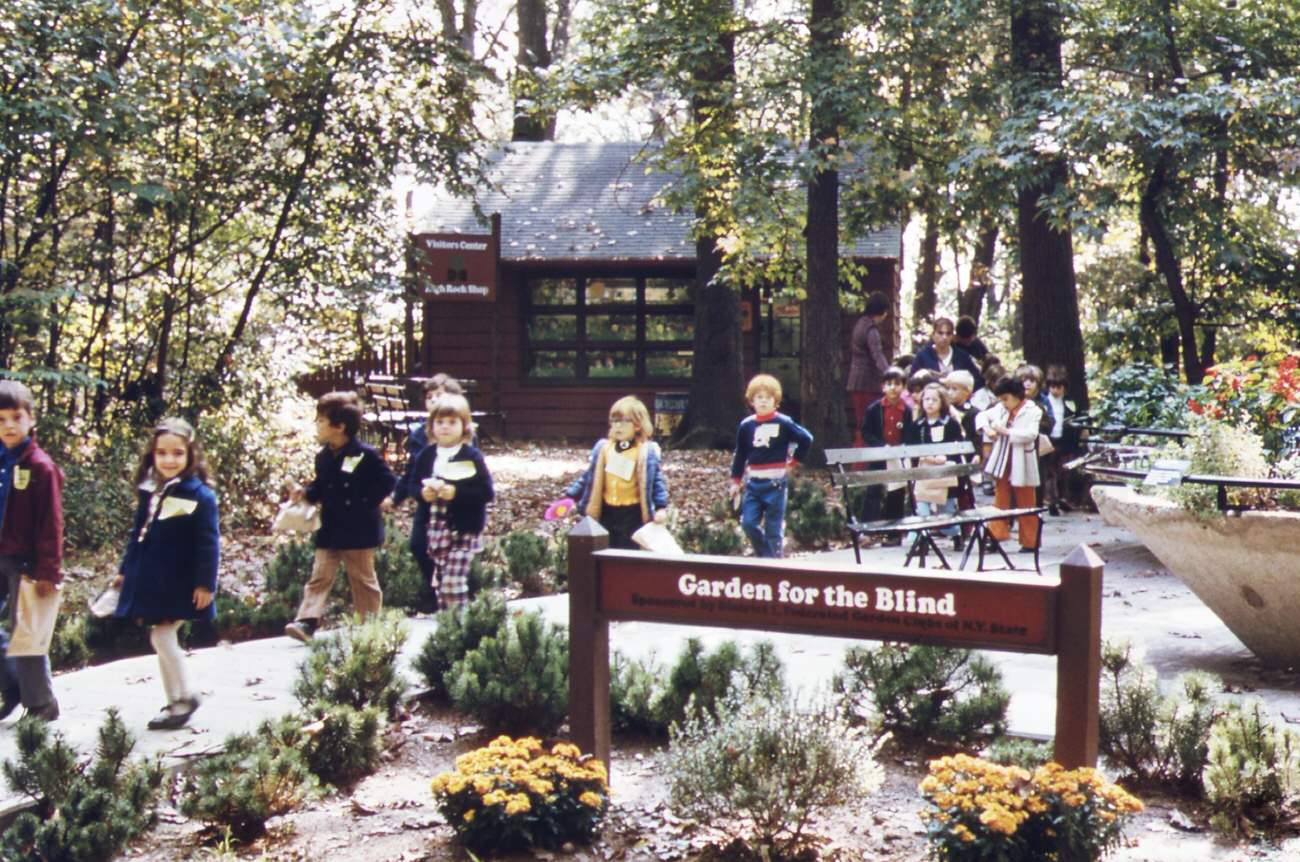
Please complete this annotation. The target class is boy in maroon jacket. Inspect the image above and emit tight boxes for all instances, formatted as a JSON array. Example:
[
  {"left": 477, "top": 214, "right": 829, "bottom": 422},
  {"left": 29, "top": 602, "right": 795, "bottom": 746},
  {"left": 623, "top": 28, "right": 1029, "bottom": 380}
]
[{"left": 0, "top": 380, "right": 64, "bottom": 721}]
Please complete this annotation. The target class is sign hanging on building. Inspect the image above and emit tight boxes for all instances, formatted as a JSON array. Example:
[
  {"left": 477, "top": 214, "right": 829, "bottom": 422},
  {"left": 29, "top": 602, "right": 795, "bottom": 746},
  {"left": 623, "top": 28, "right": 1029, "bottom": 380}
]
[{"left": 412, "top": 231, "right": 498, "bottom": 302}]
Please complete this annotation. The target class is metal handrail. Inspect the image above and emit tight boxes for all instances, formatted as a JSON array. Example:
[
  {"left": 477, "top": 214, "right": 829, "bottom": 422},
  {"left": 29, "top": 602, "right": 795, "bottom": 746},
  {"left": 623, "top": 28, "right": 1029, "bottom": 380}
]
[{"left": 1083, "top": 464, "right": 1300, "bottom": 512}]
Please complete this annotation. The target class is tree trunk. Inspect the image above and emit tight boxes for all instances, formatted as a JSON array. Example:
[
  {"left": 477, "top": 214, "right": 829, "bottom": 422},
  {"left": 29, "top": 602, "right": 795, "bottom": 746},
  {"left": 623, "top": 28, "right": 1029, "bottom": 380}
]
[
  {"left": 1139, "top": 159, "right": 1204, "bottom": 384},
  {"left": 912, "top": 204, "right": 940, "bottom": 326},
  {"left": 512, "top": 0, "right": 555, "bottom": 141},
  {"left": 1011, "top": 0, "right": 1089, "bottom": 408},
  {"left": 801, "top": 0, "right": 850, "bottom": 460},
  {"left": 670, "top": 7, "right": 745, "bottom": 449},
  {"left": 959, "top": 221, "right": 998, "bottom": 323}
]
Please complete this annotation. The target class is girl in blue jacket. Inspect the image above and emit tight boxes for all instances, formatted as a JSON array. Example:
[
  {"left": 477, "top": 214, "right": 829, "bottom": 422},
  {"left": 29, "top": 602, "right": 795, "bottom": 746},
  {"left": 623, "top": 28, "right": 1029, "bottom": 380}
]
[
  {"left": 112, "top": 418, "right": 219, "bottom": 730},
  {"left": 562, "top": 395, "right": 669, "bottom": 550}
]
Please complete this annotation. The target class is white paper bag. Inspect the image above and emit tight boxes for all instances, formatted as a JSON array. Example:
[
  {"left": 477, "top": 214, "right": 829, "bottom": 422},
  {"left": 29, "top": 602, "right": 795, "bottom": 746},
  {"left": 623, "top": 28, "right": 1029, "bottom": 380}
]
[
  {"left": 631, "top": 522, "right": 684, "bottom": 555},
  {"left": 8, "top": 576, "right": 62, "bottom": 656},
  {"left": 272, "top": 499, "right": 321, "bottom": 534},
  {"left": 89, "top": 585, "right": 121, "bottom": 618}
]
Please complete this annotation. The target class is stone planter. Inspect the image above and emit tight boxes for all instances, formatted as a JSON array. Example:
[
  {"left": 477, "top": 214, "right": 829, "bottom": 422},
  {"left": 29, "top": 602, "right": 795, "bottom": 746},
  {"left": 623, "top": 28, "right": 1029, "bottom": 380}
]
[{"left": 1092, "top": 484, "right": 1300, "bottom": 667}]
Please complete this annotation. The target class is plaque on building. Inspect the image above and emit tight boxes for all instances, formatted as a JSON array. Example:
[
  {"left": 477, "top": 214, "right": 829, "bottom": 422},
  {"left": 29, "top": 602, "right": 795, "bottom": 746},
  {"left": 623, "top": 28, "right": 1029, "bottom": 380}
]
[{"left": 412, "top": 231, "right": 498, "bottom": 301}]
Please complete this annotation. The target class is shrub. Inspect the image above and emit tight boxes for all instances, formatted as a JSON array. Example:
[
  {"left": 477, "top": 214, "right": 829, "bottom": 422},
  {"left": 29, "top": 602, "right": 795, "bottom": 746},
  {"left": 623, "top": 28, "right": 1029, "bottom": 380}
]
[
  {"left": 293, "top": 610, "right": 409, "bottom": 719},
  {"left": 0, "top": 709, "right": 164, "bottom": 862},
  {"left": 1194, "top": 351, "right": 1300, "bottom": 455},
  {"left": 50, "top": 612, "right": 92, "bottom": 670},
  {"left": 499, "top": 529, "right": 551, "bottom": 594},
  {"left": 669, "top": 690, "right": 884, "bottom": 858},
  {"left": 431, "top": 735, "right": 609, "bottom": 854},
  {"left": 43, "top": 422, "right": 137, "bottom": 553},
  {"left": 262, "top": 705, "right": 383, "bottom": 790},
  {"left": 1091, "top": 362, "right": 1192, "bottom": 431},
  {"left": 833, "top": 642, "right": 1009, "bottom": 746},
  {"left": 179, "top": 724, "right": 319, "bottom": 842},
  {"left": 983, "top": 737, "right": 1053, "bottom": 771},
  {"left": 920, "top": 753, "right": 1143, "bottom": 862},
  {"left": 784, "top": 477, "right": 844, "bottom": 549},
  {"left": 653, "top": 638, "right": 784, "bottom": 730},
  {"left": 1098, "top": 640, "right": 1220, "bottom": 792},
  {"left": 610, "top": 652, "right": 664, "bottom": 736},
  {"left": 1203, "top": 700, "right": 1300, "bottom": 837},
  {"left": 674, "top": 498, "right": 745, "bottom": 556},
  {"left": 447, "top": 610, "right": 569, "bottom": 735},
  {"left": 413, "top": 595, "right": 509, "bottom": 699},
  {"left": 373, "top": 520, "right": 427, "bottom": 611}
]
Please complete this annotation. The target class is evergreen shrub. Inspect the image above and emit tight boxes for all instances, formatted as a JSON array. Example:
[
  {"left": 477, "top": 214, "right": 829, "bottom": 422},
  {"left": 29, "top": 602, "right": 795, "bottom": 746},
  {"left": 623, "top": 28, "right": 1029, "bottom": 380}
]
[
  {"left": 431, "top": 735, "right": 609, "bottom": 854},
  {"left": 374, "top": 521, "right": 426, "bottom": 610},
  {"left": 654, "top": 638, "right": 785, "bottom": 730},
  {"left": 49, "top": 613, "right": 92, "bottom": 670},
  {"left": 784, "top": 477, "right": 845, "bottom": 549},
  {"left": 447, "top": 610, "right": 569, "bottom": 735},
  {"left": 414, "top": 595, "right": 509, "bottom": 699},
  {"left": 499, "top": 529, "right": 551, "bottom": 594},
  {"left": 833, "top": 643, "right": 1009, "bottom": 746},
  {"left": 669, "top": 690, "right": 884, "bottom": 858},
  {"left": 673, "top": 499, "right": 745, "bottom": 556},
  {"left": 1098, "top": 640, "right": 1220, "bottom": 792},
  {"left": 293, "top": 610, "right": 409, "bottom": 719},
  {"left": 1203, "top": 700, "right": 1300, "bottom": 836},
  {"left": 610, "top": 652, "right": 664, "bottom": 736},
  {"left": 262, "top": 706, "right": 383, "bottom": 789},
  {"left": 179, "top": 724, "right": 320, "bottom": 841},
  {"left": 0, "top": 710, "right": 164, "bottom": 862}
]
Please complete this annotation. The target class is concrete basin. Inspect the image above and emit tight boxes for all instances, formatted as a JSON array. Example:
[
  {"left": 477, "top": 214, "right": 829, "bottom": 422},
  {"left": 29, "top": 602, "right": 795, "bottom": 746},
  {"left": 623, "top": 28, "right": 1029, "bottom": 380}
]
[{"left": 1092, "top": 484, "right": 1300, "bottom": 667}]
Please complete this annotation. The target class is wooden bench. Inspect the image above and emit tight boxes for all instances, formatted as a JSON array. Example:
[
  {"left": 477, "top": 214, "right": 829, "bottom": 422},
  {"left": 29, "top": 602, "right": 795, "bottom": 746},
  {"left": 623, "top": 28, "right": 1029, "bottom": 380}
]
[
  {"left": 360, "top": 376, "right": 426, "bottom": 451},
  {"left": 826, "top": 441, "right": 1047, "bottom": 573},
  {"left": 407, "top": 377, "right": 508, "bottom": 442}
]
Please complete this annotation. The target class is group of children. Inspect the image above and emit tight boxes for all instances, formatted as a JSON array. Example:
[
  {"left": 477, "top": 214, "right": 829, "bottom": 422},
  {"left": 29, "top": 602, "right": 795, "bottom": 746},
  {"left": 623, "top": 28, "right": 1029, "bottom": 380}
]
[{"left": 860, "top": 352, "right": 1081, "bottom": 552}]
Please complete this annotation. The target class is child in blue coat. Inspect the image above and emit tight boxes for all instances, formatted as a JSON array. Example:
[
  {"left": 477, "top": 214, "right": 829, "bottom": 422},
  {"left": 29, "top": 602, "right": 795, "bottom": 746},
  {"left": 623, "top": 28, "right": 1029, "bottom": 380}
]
[{"left": 112, "top": 418, "right": 219, "bottom": 730}]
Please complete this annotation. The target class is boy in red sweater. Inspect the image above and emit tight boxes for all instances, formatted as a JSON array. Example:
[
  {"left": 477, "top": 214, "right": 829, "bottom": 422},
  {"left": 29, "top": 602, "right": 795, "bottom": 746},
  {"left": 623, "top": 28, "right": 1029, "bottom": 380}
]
[{"left": 0, "top": 380, "right": 64, "bottom": 721}]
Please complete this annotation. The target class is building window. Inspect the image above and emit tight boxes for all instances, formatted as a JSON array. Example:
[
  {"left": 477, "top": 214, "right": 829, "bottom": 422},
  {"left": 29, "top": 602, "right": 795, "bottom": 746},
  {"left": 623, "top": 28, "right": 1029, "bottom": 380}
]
[{"left": 524, "top": 275, "right": 694, "bottom": 382}]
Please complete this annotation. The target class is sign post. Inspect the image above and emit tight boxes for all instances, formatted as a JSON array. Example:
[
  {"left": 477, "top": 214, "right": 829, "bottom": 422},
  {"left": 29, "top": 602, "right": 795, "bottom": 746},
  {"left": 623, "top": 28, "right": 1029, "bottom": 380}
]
[{"left": 567, "top": 517, "right": 1103, "bottom": 774}]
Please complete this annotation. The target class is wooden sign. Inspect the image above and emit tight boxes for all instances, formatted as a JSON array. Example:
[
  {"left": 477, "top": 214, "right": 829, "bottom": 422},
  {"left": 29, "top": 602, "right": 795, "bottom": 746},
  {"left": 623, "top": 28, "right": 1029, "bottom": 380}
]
[
  {"left": 412, "top": 232, "right": 497, "bottom": 301},
  {"left": 597, "top": 553, "right": 1056, "bottom": 654},
  {"left": 567, "top": 518, "right": 1104, "bottom": 775}
]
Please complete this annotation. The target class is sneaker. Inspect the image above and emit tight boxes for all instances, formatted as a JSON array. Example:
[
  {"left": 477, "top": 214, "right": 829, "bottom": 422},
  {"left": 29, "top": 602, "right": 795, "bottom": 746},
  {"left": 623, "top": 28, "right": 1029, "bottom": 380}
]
[
  {"left": 0, "top": 687, "right": 19, "bottom": 721},
  {"left": 25, "top": 700, "right": 59, "bottom": 722},
  {"left": 284, "top": 619, "right": 317, "bottom": 643},
  {"left": 952, "top": 536, "right": 965, "bottom": 552},
  {"left": 148, "top": 696, "right": 200, "bottom": 730}
]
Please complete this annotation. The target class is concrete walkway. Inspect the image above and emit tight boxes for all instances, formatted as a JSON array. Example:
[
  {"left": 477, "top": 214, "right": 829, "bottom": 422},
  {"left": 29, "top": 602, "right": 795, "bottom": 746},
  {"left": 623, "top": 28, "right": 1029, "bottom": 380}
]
[{"left": 4, "top": 508, "right": 1299, "bottom": 819}]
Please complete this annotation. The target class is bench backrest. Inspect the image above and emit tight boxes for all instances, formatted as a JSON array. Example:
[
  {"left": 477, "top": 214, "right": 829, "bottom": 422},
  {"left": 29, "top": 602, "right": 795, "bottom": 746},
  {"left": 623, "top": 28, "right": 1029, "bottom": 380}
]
[{"left": 824, "top": 441, "right": 978, "bottom": 489}]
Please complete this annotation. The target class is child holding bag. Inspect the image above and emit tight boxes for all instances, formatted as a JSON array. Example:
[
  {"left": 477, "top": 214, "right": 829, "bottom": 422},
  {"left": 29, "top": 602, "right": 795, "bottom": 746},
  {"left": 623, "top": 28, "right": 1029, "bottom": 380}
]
[{"left": 112, "top": 418, "right": 219, "bottom": 730}]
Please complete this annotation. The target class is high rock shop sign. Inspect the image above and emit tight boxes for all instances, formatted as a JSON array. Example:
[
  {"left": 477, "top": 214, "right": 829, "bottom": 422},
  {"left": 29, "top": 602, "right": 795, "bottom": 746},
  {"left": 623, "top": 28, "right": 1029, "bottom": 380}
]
[{"left": 413, "top": 232, "right": 497, "bottom": 302}]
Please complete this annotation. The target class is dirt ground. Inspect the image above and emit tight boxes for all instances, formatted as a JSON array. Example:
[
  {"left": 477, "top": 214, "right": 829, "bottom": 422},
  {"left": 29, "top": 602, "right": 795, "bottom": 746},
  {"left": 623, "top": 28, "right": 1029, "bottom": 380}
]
[{"left": 116, "top": 443, "right": 1300, "bottom": 861}]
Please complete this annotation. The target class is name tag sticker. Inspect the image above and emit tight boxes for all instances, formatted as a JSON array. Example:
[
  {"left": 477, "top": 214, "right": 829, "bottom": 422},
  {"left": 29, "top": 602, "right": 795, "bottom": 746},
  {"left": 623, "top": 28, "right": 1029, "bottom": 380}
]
[
  {"left": 605, "top": 451, "right": 635, "bottom": 481},
  {"left": 13, "top": 468, "right": 29, "bottom": 490},
  {"left": 436, "top": 460, "right": 477, "bottom": 482},
  {"left": 158, "top": 497, "right": 198, "bottom": 520},
  {"left": 341, "top": 455, "right": 363, "bottom": 474}
]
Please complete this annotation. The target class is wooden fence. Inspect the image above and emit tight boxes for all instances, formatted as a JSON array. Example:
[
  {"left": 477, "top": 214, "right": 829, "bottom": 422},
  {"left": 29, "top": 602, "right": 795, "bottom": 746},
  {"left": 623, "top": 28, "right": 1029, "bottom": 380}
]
[{"left": 295, "top": 339, "right": 418, "bottom": 399}]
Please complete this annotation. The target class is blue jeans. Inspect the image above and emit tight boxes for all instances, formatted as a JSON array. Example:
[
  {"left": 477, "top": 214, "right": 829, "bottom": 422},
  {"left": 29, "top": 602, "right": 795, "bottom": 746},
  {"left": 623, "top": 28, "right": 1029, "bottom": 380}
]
[
  {"left": 741, "top": 477, "right": 788, "bottom": 558},
  {"left": 905, "top": 498, "right": 959, "bottom": 546}
]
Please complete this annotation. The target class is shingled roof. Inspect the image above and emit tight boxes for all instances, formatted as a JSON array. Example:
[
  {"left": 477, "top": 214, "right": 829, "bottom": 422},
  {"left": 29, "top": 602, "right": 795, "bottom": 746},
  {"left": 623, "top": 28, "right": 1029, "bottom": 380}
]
[{"left": 411, "top": 141, "right": 901, "bottom": 263}]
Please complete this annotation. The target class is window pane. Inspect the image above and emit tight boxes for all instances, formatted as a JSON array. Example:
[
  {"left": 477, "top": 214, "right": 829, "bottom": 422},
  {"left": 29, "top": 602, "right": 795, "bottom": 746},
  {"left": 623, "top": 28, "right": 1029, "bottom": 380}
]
[
  {"left": 646, "top": 278, "right": 691, "bottom": 304},
  {"left": 587, "top": 313, "right": 637, "bottom": 341},
  {"left": 588, "top": 350, "right": 636, "bottom": 378},
  {"left": 530, "top": 278, "right": 577, "bottom": 305},
  {"left": 528, "top": 314, "right": 577, "bottom": 342},
  {"left": 645, "top": 312, "right": 693, "bottom": 342},
  {"left": 527, "top": 350, "right": 578, "bottom": 379},
  {"left": 585, "top": 277, "right": 637, "bottom": 305},
  {"left": 646, "top": 350, "right": 692, "bottom": 378}
]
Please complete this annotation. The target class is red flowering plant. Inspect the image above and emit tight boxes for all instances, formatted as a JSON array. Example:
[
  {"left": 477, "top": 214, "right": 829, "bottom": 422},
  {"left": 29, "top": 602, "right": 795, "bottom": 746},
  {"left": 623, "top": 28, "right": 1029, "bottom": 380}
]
[{"left": 1191, "top": 352, "right": 1300, "bottom": 456}]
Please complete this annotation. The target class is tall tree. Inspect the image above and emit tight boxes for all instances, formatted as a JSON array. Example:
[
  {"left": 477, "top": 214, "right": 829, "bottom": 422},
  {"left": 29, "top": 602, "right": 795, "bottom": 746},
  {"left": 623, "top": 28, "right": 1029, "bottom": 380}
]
[
  {"left": 512, "top": 0, "right": 571, "bottom": 140},
  {"left": 1009, "top": 0, "right": 1088, "bottom": 405}
]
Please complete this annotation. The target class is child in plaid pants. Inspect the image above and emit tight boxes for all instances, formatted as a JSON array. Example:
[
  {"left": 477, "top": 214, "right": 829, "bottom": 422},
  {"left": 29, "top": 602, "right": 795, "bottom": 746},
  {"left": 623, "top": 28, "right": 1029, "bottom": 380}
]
[{"left": 413, "top": 394, "right": 493, "bottom": 610}]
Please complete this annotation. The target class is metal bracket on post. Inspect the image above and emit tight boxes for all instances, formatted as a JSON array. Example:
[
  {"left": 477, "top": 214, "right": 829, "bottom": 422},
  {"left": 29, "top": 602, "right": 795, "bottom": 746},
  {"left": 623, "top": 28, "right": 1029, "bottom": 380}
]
[
  {"left": 1054, "top": 543, "right": 1104, "bottom": 768},
  {"left": 567, "top": 517, "right": 611, "bottom": 772}
]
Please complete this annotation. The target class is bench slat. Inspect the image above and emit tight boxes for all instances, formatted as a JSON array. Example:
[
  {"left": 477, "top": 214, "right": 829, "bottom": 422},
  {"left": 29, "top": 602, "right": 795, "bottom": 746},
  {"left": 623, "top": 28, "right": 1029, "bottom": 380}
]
[
  {"left": 832, "top": 462, "right": 978, "bottom": 487},
  {"left": 825, "top": 441, "right": 976, "bottom": 464}
]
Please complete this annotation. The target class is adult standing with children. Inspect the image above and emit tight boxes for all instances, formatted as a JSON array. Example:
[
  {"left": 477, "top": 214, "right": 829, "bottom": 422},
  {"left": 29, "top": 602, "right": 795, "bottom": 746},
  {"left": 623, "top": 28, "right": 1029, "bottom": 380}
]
[
  {"left": 910, "top": 317, "right": 983, "bottom": 388},
  {"left": 846, "top": 291, "right": 892, "bottom": 436},
  {"left": 0, "top": 380, "right": 64, "bottom": 723},
  {"left": 285, "top": 392, "right": 395, "bottom": 642},
  {"left": 112, "top": 418, "right": 218, "bottom": 730}
]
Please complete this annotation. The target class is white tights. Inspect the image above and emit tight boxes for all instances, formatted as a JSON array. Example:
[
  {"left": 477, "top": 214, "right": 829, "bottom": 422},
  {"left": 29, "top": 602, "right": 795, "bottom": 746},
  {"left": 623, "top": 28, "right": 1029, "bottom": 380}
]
[{"left": 149, "top": 622, "right": 193, "bottom": 707}]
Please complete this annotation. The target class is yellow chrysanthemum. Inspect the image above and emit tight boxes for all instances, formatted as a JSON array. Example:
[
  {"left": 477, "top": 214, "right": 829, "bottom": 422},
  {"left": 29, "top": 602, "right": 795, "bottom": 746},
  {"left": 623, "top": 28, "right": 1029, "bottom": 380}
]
[
  {"left": 578, "top": 791, "right": 605, "bottom": 808},
  {"left": 505, "top": 795, "right": 532, "bottom": 815},
  {"left": 464, "top": 809, "right": 476, "bottom": 822}
]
